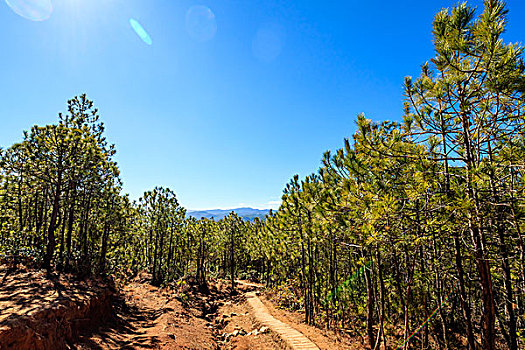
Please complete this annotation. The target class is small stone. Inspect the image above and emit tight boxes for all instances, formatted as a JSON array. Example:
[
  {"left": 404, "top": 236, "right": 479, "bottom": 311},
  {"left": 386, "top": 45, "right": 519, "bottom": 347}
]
[{"left": 259, "top": 326, "right": 269, "bottom": 334}]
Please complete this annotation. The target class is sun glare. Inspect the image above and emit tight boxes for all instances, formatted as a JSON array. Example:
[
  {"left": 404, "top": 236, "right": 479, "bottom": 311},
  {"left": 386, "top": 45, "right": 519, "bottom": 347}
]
[
  {"left": 130, "top": 18, "right": 152, "bottom": 46},
  {"left": 186, "top": 5, "right": 217, "bottom": 42},
  {"left": 5, "top": 0, "right": 53, "bottom": 21}
]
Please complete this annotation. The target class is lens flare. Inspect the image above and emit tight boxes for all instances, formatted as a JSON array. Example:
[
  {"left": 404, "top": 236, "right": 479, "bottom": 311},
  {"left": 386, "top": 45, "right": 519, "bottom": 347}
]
[
  {"left": 129, "top": 18, "right": 152, "bottom": 46},
  {"left": 185, "top": 5, "right": 217, "bottom": 42},
  {"left": 252, "top": 23, "right": 285, "bottom": 63},
  {"left": 5, "top": 0, "right": 53, "bottom": 21}
]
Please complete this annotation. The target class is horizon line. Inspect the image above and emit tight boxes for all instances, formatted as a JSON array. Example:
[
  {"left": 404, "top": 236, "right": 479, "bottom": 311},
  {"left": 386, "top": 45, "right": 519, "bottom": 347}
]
[{"left": 187, "top": 207, "right": 274, "bottom": 211}]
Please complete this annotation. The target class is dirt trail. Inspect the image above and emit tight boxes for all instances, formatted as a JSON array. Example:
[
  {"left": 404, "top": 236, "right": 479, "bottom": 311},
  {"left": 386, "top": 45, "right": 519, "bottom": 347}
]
[
  {"left": 0, "top": 267, "right": 356, "bottom": 349},
  {"left": 233, "top": 280, "right": 319, "bottom": 350},
  {"left": 238, "top": 281, "right": 360, "bottom": 350},
  {"left": 73, "top": 278, "right": 357, "bottom": 350},
  {"left": 74, "top": 279, "right": 216, "bottom": 349},
  {"left": 245, "top": 291, "right": 319, "bottom": 350},
  {"left": 74, "top": 277, "right": 283, "bottom": 350}
]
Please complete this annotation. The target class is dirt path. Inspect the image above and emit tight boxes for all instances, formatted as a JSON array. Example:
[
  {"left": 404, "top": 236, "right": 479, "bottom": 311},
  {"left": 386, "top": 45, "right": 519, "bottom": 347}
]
[
  {"left": 0, "top": 267, "right": 356, "bottom": 349},
  {"left": 74, "top": 278, "right": 283, "bottom": 350},
  {"left": 234, "top": 280, "right": 320, "bottom": 350},
  {"left": 246, "top": 291, "right": 320, "bottom": 350},
  {"left": 237, "top": 280, "right": 360, "bottom": 350},
  {"left": 72, "top": 276, "right": 356, "bottom": 349},
  {"left": 74, "top": 280, "right": 216, "bottom": 349},
  {"left": 214, "top": 290, "right": 281, "bottom": 350}
]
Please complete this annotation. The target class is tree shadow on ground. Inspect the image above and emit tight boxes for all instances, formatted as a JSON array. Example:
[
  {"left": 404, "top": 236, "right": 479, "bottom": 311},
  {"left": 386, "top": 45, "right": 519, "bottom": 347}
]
[{"left": 72, "top": 293, "right": 161, "bottom": 349}]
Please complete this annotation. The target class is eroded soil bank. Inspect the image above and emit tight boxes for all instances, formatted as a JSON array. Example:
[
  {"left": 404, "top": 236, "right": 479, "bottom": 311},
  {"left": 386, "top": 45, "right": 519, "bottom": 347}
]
[{"left": 0, "top": 265, "right": 113, "bottom": 350}]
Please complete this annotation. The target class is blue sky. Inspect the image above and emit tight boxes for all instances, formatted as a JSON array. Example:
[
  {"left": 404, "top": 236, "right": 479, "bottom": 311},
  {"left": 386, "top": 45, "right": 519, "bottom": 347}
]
[{"left": 1, "top": 0, "right": 524, "bottom": 210}]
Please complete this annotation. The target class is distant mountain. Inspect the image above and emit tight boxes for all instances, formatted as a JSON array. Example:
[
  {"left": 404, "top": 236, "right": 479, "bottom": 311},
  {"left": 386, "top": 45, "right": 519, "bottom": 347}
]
[{"left": 187, "top": 207, "right": 270, "bottom": 221}]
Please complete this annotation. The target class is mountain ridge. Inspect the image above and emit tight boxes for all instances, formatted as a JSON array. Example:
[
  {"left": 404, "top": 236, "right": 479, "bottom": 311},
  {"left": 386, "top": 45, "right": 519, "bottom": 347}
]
[{"left": 187, "top": 207, "right": 271, "bottom": 221}]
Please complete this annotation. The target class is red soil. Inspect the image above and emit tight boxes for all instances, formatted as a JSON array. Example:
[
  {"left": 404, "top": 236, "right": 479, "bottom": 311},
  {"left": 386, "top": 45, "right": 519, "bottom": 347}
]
[
  {"left": 0, "top": 265, "right": 112, "bottom": 350},
  {"left": 0, "top": 267, "right": 363, "bottom": 350}
]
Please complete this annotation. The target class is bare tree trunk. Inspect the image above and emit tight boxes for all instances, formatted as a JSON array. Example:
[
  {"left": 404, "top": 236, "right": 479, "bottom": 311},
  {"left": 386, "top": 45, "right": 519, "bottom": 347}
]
[
  {"left": 230, "top": 225, "right": 236, "bottom": 293},
  {"left": 454, "top": 231, "right": 476, "bottom": 350},
  {"left": 43, "top": 170, "right": 63, "bottom": 271},
  {"left": 364, "top": 250, "right": 376, "bottom": 350},
  {"left": 99, "top": 220, "right": 110, "bottom": 274}
]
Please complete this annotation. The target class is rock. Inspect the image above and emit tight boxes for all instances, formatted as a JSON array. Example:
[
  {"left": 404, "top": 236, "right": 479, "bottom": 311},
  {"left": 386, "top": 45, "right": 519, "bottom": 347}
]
[{"left": 259, "top": 326, "right": 269, "bottom": 334}]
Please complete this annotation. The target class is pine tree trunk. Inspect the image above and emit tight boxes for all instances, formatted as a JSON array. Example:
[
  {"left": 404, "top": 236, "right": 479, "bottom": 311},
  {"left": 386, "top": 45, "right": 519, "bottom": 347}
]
[
  {"left": 230, "top": 225, "right": 236, "bottom": 293},
  {"left": 364, "top": 250, "right": 376, "bottom": 350},
  {"left": 43, "top": 170, "right": 63, "bottom": 271}
]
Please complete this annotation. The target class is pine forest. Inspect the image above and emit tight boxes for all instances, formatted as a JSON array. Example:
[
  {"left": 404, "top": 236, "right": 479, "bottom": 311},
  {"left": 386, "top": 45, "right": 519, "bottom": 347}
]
[{"left": 1, "top": 1, "right": 525, "bottom": 349}]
